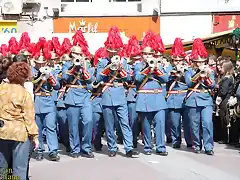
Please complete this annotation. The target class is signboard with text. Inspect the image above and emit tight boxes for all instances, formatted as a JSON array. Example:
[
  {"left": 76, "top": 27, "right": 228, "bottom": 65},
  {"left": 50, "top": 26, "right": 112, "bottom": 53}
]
[
  {"left": 53, "top": 16, "right": 160, "bottom": 40},
  {"left": 0, "top": 21, "right": 17, "bottom": 33},
  {"left": 213, "top": 15, "right": 240, "bottom": 33}
]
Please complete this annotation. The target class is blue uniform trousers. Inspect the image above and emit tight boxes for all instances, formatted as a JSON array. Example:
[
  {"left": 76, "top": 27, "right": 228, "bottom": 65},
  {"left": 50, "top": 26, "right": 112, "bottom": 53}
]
[
  {"left": 66, "top": 105, "right": 93, "bottom": 154},
  {"left": 93, "top": 112, "right": 104, "bottom": 150},
  {"left": 169, "top": 108, "right": 192, "bottom": 146},
  {"left": 186, "top": 106, "right": 214, "bottom": 151},
  {"left": 140, "top": 110, "right": 166, "bottom": 153},
  {"left": 115, "top": 113, "right": 123, "bottom": 141},
  {"left": 102, "top": 104, "right": 133, "bottom": 152},
  {"left": 57, "top": 108, "right": 70, "bottom": 149},
  {"left": 128, "top": 102, "right": 138, "bottom": 145},
  {"left": 35, "top": 112, "right": 59, "bottom": 155}
]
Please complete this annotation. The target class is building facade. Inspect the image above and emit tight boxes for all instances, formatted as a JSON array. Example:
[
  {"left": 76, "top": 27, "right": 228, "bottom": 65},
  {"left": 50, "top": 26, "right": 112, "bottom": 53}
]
[{"left": 0, "top": 0, "right": 239, "bottom": 52}]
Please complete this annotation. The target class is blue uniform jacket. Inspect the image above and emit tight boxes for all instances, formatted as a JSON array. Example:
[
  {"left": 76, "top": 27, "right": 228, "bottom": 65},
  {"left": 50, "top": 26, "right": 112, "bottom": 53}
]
[
  {"left": 184, "top": 68, "right": 216, "bottom": 107},
  {"left": 134, "top": 62, "right": 169, "bottom": 112},
  {"left": 166, "top": 74, "right": 188, "bottom": 109},
  {"left": 32, "top": 67, "right": 60, "bottom": 114},
  {"left": 96, "top": 58, "right": 130, "bottom": 106},
  {"left": 62, "top": 61, "right": 94, "bottom": 107}
]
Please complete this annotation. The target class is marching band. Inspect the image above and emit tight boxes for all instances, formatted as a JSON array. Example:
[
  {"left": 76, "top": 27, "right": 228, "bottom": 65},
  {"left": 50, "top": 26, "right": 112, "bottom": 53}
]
[{"left": 1, "top": 26, "right": 240, "bottom": 163}]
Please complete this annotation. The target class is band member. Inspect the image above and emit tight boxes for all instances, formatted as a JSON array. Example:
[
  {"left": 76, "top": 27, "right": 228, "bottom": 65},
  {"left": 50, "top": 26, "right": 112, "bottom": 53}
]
[
  {"left": 126, "top": 35, "right": 142, "bottom": 148},
  {"left": 62, "top": 30, "right": 94, "bottom": 158},
  {"left": 184, "top": 38, "right": 215, "bottom": 155},
  {"left": 134, "top": 31, "right": 168, "bottom": 156},
  {"left": 166, "top": 38, "right": 192, "bottom": 148},
  {"left": 32, "top": 50, "right": 60, "bottom": 161},
  {"left": 96, "top": 26, "right": 139, "bottom": 157},
  {"left": 52, "top": 55, "right": 70, "bottom": 152}
]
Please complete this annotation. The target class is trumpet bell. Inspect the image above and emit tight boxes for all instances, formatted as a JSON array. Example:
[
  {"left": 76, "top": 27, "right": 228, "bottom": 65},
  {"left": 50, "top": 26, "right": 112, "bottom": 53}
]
[
  {"left": 110, "top": 55, "right": 121, "bottom": 71},
  {"left": 234, "top": 104, "right": 240, "bottom": 118}
]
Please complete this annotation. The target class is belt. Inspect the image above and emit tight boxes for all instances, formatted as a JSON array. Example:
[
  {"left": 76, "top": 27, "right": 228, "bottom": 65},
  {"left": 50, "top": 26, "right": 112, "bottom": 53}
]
[
  {"left": 167, "top": 90, "right": 188, "bottom": 94},
  {"left": 137, "top": 89, "right": 163, "bottom": 94},
  {"left": 104, "top": 83, "right": 124, "bottom": 86},
  {"left": 188, "top": 88, "right": 209, "bottom": 93},
  {"left": 35, "top": 92, "right": 51, "bottom": 96},
  {"left": 127, "top": 85, "right": 136, "bottom": 88},
  {"left": 66, "top": 85, "right": 87, "bottom": 88}
]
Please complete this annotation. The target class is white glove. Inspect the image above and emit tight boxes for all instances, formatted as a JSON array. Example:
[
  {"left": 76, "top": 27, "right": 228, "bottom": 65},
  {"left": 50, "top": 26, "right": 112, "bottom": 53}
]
[
  {"left": 216, "top": 96, "right": 222, "bottom": 106},
  {"left": 228, "top": 96, "right": 238, "bottom": 107}
]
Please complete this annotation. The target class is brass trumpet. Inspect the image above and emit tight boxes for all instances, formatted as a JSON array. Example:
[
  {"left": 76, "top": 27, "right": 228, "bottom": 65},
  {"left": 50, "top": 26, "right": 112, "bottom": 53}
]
[
  {"left": 39, "top": 66, "right": 52, "bottom": 81},
  {"left": 199, "top": 65, "right": 209, "bottom": 77},
  {"left": 72, "top": 56, "right": 88, "bottom": 68},
  {"left": 170, "top": 65, "right": 186, "bottom": 77},
  {"left": 146, "top": 57, "right": 157, "bottom": 69},
  {"left": 110, "top": 55, "right": 121, "bottom": 71}
]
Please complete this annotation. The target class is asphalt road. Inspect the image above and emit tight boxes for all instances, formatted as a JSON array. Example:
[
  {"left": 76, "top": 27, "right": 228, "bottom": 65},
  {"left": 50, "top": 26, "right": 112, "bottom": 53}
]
[{"left": 29, "top": 141, "right": 240, "bottom": 180}]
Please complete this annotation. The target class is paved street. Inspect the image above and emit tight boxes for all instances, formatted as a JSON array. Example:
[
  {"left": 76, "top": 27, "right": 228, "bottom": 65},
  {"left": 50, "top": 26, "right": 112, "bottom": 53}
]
[{"left": 29, "top": 140, "right": 240, "bottom": 180}]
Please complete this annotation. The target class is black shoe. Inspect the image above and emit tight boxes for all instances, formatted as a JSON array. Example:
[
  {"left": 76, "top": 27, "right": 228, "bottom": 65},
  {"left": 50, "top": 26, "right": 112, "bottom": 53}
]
[
  {"left": 49, "top": 153, "right": 60, "bottom": 161},
  {"left": 194, "top": 149, "right": 201, "bottom": 154},
  {"left": 187, "top": 144, "right": 192, "bottom": 148},
  {"left": 235, "top": 144, "right": 240, "bottom": 148},
  {"left": 172, "top": 144, "right": 181, "bottom": 149},
  {"left": 133, "top": 142, "right": 137, "bottom": 149},
  {"left": 126, "top": 150, "right": 139, "bottom": 158},
  {"left": 66, "top": 147, "right": 71, "bottom": 153},
  {"left": 205, "top": 150, "right": 214, "bottom": 156},
  {"left": 117, "top": 139, "right": 123, "bottom": 145},
  {"left": 36, "top": 153, "right": 43, "bottom": 161},
  {"left": 144, "top": 151, "right": 152, "bottom": 155},
  {"left": 166, "top": 138, "right": 172, "bottom": 144},
  {"left": 156, "top": 151, "right": 168, "bottom": 156},
  {"left": 108, "top": 151, "right": 117, "bottom": 157},
  {"left": 81, "top": 151, "right": 94, "bottom": 158},
  {"left": 70, "top": 153, "right": 80, "bottom": 158}
]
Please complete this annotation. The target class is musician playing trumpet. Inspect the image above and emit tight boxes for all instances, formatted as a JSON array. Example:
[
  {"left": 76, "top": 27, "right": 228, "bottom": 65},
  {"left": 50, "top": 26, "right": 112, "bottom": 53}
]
[
  {"left": 32, "top": 51, "right": 60, "bottom": 161},
  {"left": 134, "top": 32, "right": 168, "bottom": 156},
  {"left": 62, "top": 43, "right": 95, "bottom": 159},
  {"left": 96, "top": 26, "right": 139, "bottom": 158},
  {"left": 166, "top": 38, "right": 192, "bottom": 149},
  {"left": 184, "top": 38, "right": 216, "bottom": 155}
]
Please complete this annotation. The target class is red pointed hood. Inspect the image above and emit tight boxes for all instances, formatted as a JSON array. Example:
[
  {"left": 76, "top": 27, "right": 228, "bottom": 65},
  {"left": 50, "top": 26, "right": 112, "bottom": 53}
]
[
  {"left": 104, "top": 26, "right": 123, "bottom": 52},
  {"left": 190, "top": 38, "right": 208, "bottom": 61},
  {"left": 170, "top": 38, "right": 185, "bottom": 59}
]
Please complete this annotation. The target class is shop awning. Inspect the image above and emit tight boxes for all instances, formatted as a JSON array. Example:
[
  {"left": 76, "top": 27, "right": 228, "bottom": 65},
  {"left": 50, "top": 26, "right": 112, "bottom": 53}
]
[{"left": 165, "top": 29, "right": 233, "bottom": 50}]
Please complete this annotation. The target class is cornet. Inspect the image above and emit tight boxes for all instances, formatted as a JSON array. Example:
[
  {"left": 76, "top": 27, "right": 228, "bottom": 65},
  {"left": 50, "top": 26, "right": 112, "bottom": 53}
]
[
  {"left": 39, "top": 66, "right": 52, "bottom": 81},
  {"left": 110, "top": 55, "right": 121, "bottom": 71},
  {"left": 146, "top": 57, "right": 157, "bottom": 69},
  {"left": 199, "top": 65, "right": 209, "bottom": 77},
  {"left": 72, "top": 56, "right": 88, "bottom": 69}
]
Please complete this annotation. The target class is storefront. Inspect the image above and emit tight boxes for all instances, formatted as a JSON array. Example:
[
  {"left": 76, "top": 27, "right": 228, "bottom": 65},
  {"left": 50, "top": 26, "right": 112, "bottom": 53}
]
[{"left": 53, "top": 16, "right": 160, "bottom": 40}]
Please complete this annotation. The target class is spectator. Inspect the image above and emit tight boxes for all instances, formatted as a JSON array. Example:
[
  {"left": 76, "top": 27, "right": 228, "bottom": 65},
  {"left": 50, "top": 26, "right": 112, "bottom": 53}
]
[{"left": 0, "top": 62, "right": 39, "bottom": 180}]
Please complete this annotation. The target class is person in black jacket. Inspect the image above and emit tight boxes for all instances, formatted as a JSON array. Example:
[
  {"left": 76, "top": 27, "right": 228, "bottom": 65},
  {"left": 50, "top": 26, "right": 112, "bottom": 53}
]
[{"left": 216, "top": 60, "right": 235, "bottom": 144}]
